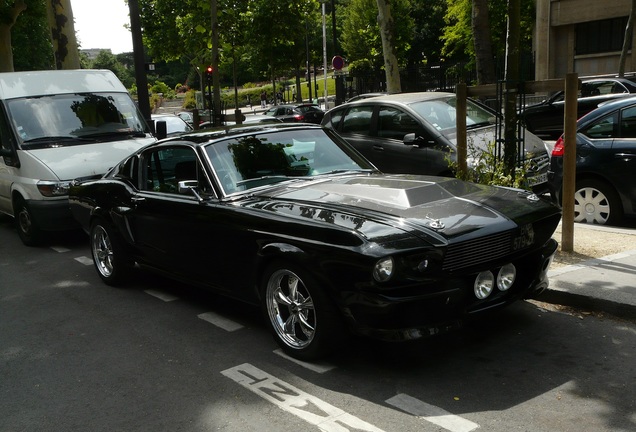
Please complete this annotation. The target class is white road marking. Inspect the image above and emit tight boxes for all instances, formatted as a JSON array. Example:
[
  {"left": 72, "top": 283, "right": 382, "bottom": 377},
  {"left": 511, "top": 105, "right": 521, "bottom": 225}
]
[
  {"left": 74, "top": 256, "right": 93, "bottom": 266},
  {"left": 144, "top": 289, "right": 179, "bottom": 302},
  {"left": 273, "top": 349, "right": 336, "bottom": 373},
  {"left": 386, "top": 393, "right": 479, "bottom": 432},
  {"left": 51, "top": 246, "right": 70, "bottom": 253},
  {"left": 198, "top": 312, "right": 243, "bottom": 331},
  {"left": 222, "top": 363, "right": 385, "bottom": 432}
]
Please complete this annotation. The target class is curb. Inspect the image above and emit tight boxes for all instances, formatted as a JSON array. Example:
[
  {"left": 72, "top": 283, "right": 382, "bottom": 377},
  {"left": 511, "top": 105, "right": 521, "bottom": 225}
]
[{"left": 542, "top": 248, "right": 636, "bottom": 320}]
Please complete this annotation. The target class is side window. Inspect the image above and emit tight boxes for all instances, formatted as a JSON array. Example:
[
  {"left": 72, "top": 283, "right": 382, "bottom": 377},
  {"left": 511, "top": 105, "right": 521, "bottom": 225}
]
[
  {"left": 584, "top": 112, "right": 618, "bottom": 139},
  {"left": 141, "top": 146, "right": 211, "bottom": 195},
  {"left": 340, "top": 105, "right": 374, "bottom": 135},
  {"left": 377, "top": 106, "right": 421, "bottom": 140},
  {"left": 112, "top": 155, "right": 138, "bottom": 184},
  {"left": 620, "top": 106, "right": 636, "bottom": 138},
  {"left": 325, "top": 108, "right": 344, "bottom": 130}
]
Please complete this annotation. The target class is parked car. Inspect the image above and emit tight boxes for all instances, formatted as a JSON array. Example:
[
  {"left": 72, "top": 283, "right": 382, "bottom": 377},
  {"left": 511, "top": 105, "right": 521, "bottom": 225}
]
[
  {"left": 549, "top": 96, "right": 636, "bottom": 225},
  {"left": 346, "top": 92, "right": 389, "bottom": 102},
  {"left": 151, "top": 114, "right": 193, "bottom": 137},
  {"left": 200, "top": 114, "right": 284, "bottom": 129},
  {"left": 321, "top": 92, "right": 551, "bottom": 195},
  {"left": 263, "top": 103, "right": 325, "bottom": 124},
  {"left": 69, "top": 123, "right": 561, "bottom": 360},
  {"left": 521, "top": 77, "right": 636, "bottom": 140}
]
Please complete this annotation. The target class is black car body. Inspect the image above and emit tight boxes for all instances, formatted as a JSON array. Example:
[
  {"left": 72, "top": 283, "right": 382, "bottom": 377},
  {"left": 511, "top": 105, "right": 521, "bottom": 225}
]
[
  {"left": 263, "top": 103, "right": 325, "bottom": 124},
  {"left": 521, "top": 77, "right": 636, "bottom": 140},
  {"left": 69, "top": 124, "right": 561, "bottom": 360},
  {"left": 321, "top": 92, "right": 551, "bottom": 195},
  {"left": 549, "top": 96, "right": 636, "bottom": 225}
]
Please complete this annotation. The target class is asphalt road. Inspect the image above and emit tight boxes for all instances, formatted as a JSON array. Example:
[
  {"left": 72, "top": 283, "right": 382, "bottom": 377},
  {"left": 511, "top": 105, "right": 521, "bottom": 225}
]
[{"left": 1, "top": 217, "right": 635, "bottom": 432}]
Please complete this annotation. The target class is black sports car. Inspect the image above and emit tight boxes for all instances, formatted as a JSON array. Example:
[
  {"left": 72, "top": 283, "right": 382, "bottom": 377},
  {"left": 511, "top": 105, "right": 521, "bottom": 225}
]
[{"left": 69, "top": 124, "right": 561, "bottom": 360}]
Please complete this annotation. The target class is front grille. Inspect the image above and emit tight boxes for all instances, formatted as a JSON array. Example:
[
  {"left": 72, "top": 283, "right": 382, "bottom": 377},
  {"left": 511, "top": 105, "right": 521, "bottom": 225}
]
[
  {"left": 443, "top": 231, "right": 512, "bottom": 272},
  {"left": 527, "top": 152, "right": 550, "bottom": 174}
]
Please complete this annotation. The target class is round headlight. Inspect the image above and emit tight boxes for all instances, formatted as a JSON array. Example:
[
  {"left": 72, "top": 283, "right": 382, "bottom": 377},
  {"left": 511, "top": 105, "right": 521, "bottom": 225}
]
[
  {"left": 474, "top": 271, "right": 494, "bottom": 299},
  {"left": 373, "top": 257, "right": 394, "bottom": 282},
  {"left": 497, "top": 263, "right": 516, "bottom": 291}
]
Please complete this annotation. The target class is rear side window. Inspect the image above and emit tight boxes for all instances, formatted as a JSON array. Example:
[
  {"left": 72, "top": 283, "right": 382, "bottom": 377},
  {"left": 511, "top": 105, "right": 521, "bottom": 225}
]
[
  {"left": 583, "top": 112, "right": 618, "bottom": 139},
  {"left": 340, "top": 105, "right": 374, "bottom": 135}
]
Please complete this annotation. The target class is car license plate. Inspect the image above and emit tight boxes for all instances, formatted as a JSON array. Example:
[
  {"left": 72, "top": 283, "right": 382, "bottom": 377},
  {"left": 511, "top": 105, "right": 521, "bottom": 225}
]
[{"left": 527, "top": 172, "right": 548, "bottom": 186}]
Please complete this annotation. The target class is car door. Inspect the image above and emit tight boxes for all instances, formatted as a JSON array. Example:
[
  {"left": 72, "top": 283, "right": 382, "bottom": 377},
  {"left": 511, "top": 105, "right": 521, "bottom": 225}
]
[
  {"left": 125, "top": 145, "right": 229, "bottom": 285},
  {"left": 610, "top": 105, "right": 636, "bottom": 208}
]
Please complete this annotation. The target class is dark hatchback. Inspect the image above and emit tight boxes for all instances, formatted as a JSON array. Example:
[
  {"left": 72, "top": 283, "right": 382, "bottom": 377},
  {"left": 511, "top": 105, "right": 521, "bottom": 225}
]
[
  {"left": 521, "top": 77, "right": 636, "bottom": 140},
  {"left": 321, "top": 92, "right": 551, "bottom": 194},
  {"left": 69, "top": 124, "right": 561, "bottom": 360},
  {"left": 549, "top": 96, "right": 636, "bottom": 226},
  {"left": 263, "top": 103, "right": 325, "bottom": 124}
]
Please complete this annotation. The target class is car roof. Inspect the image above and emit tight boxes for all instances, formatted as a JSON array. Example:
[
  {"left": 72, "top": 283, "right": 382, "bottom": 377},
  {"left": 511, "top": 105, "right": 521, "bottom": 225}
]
[
  {"left": 157, "top": 122, "right": 324, "bottom": 146},
  {"left": 578, "top": 95, "right": 636, "bottom": 126},
  {"left": 344, "top": 91, "right": 453, "bottom": 105}
]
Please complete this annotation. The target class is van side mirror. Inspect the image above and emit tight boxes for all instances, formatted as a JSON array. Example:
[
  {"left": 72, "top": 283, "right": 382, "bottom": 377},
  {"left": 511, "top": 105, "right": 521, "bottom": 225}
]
[
  {"left": 0, "top": 147, "right": 19, "bottom": 167},
  {"left": 155, "top": 120, "right": 167, "bottom": 140}
]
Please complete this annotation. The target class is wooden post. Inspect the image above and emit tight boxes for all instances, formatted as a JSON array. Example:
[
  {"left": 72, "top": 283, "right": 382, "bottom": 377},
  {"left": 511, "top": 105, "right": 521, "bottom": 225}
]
[
  {"left": 561, "top": 73, "right": 578, "bottom": 252},
  {"left": 456, "top": 83, "right": 468, "bottom": 178}
]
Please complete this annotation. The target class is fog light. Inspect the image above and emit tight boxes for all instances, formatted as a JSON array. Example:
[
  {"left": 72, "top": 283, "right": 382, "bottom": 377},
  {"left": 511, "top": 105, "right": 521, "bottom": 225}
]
[
  {"left": 497, "top": 264, "right": 516, "bottom": 291},
  {"left": 474, "top": 271, "right": 494, "bottom": 299},
  {"left": 373, "top": 257, "right": 394, "bottom": 282}
]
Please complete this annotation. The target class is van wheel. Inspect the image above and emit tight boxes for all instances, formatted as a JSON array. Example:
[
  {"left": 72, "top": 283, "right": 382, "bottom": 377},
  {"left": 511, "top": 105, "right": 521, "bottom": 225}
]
[
  {"left": 14, "top": 197, "right": 42, "bottom": 246},
  {"left": 90, "top": 218, "right": 133, "bottom": 286}
]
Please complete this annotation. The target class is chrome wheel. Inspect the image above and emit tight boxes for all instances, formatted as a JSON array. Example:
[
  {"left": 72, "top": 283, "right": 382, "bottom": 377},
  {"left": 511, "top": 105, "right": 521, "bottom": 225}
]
[
  {"left": 265, "top": 268, "right": 316, "bottom": 350},
  {"left": 89, "top": 219, "right": 131, "bottom": 286},
  {"left": 91, "top": 224, "right": 114, "bottom": 278}
]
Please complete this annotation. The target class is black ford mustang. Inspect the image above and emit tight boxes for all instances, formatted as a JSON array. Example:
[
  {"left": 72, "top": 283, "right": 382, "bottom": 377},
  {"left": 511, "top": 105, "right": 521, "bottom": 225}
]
[{"left": 69, "top": 123, "right": 561, "bottom": 360}]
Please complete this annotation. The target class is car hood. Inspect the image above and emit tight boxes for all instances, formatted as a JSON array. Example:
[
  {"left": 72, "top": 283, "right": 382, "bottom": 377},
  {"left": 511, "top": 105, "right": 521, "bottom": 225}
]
[
  {"left": 247, "top": 174, "right": 560, "bottom": 244},
  {"left": 21, "top": 137, "right": 155, "bottom": 180},
  {"left": 446, "top": 125, "right": 548, "bottom": 157}
]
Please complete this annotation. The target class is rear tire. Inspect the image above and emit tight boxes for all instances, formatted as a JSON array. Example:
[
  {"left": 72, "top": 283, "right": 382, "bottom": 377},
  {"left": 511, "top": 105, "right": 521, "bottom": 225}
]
[
  {"left": 573, "top": 179, "right": 623, "bottom": 225},
  {"left": 90, "top": 218, "right": 133, "bottom": 286}
]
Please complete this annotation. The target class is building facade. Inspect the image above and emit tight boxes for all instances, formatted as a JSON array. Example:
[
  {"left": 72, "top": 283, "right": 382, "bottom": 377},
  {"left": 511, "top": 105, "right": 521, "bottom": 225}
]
[{"left": 535, "top": 0, "right": 635, "bottom": 79}]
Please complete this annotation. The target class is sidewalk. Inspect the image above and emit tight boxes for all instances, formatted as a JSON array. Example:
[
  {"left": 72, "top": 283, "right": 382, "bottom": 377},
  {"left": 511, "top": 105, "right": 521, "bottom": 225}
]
[{"left": 543, "top": 223, "right": 636, "bottom": 320}]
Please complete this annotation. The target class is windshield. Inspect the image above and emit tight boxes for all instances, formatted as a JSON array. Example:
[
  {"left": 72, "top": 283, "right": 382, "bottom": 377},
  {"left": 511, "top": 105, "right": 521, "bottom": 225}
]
[
  {"left": 7, "top": 92, "right": 149, "bottom": 147},
  {"left": 409, "top": 96, "right": 496, "bottom": 132},
  {"left": 205, "top": 128, "right": 374, "bottom": 194}
]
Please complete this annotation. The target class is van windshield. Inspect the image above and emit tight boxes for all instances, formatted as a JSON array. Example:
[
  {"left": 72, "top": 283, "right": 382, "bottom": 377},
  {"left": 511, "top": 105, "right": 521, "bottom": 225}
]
[{"left": 7, "top": 92, "right": 150, "bottom": 148}]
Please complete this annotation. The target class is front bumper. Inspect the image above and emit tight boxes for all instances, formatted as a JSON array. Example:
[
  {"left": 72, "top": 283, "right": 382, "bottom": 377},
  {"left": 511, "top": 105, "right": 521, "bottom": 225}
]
[
  {"left": 27, "top": 198, "right": 79, "bottom": 232},
  {"left": 341, "top": 239, "right": 558, "bottom": 342}
]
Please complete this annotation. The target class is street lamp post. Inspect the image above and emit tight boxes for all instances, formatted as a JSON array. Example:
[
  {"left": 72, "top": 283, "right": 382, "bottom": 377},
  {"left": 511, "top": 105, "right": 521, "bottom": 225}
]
[{"left": 319, "top": 0, "right": 328, "bottom": 109}]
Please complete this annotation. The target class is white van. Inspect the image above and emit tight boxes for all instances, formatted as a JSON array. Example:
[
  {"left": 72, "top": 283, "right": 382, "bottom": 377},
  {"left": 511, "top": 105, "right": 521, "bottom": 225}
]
[{"left": 0, "top": 69, "right": 156, "bottom": 245}]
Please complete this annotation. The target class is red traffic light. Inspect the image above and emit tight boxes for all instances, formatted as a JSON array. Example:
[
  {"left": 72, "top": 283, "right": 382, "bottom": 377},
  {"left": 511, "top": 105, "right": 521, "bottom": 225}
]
[{"left": 206, "top": 66, "right": 213, "bottom": 74}]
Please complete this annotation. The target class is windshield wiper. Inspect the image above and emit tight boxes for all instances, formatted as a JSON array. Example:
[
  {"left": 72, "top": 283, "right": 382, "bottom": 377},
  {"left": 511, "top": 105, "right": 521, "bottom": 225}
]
[
  {"left": 22, "top": 135, "right": 97, "bottom": 145},
  {"left": 314, "top": 169, "right": 375, "bottom": 176},
  {"left": 235, "top": 175, "right": 292, "bottom": 187},
  {"left": 466, "top": 121, "right": 494, "bottom": 130},
  {"left": 79, "top": 130, "right": 147, "bottom": 139}
]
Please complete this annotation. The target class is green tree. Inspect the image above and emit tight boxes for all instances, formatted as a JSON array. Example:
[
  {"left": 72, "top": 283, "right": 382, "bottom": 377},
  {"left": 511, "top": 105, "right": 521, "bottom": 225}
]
[
  {"left": 90, "top": 50, "right": 135, "bottom": 88},
  {"left": 10, "top": 0, "right": 54, "bottom": 71},
  {"left": 1, "top": 0, "right": 28, "bottom": 71},
  {"left": 340, "top": 0, "right": 413, "bottom": 72}
]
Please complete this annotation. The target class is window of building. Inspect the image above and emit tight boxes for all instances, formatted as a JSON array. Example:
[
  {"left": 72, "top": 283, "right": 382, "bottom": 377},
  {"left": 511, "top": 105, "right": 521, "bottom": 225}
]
[{"left": 576, "top": 17, "right": 629, "bottom": 55}]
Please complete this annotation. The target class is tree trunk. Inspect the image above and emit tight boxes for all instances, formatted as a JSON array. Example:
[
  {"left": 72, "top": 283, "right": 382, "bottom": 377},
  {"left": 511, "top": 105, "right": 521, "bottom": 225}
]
[
  {"left": 504, "top": 0, "right": 521, "bottom": 176},
  {"left": 472, "top": 0, "right": 496, "bottom": 84},
  {"left": 619, "top": 0, "right": 636, "bottom": 77},
  {"left": 47, "top": 0, "right": 80, "bottom": 70},
  {"left": 376, "top": 0, "right": 401, "bottom": 93},
  {"left": 0, "top": 0, "right": 27, "bottom": 72}
]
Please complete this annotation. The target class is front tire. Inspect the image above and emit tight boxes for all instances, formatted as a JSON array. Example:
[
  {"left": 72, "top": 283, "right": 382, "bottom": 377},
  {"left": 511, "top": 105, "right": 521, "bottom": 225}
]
[
  {"left": 573, "top": 179, "right": 623, "bottom": 225},
  {"left": 90, "top": 219, "right": 132, "bottom": 286},
  {"left": 262, "top": 262, "right": 342, "bottom": 361},
  {"left": 14, "top": 197, "right": 42, "bottom": 246}
]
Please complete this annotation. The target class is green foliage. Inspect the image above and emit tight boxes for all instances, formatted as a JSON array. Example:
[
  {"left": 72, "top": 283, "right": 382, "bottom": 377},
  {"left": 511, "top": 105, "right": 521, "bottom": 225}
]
[
  {"left": 10, "top": 0, "right": 54, "bottom": 71},
  {"left": 340, "top": 0, "right": 414, "bottom": 71},
  {"left": 448, "top": 139, "right": 530, "bottom": 190},
  {"left": 90, "top": 50, "right": 134, "bottom": 87},
  {"left": 183, "top": 89, "right": 197, "bottom": 109}
]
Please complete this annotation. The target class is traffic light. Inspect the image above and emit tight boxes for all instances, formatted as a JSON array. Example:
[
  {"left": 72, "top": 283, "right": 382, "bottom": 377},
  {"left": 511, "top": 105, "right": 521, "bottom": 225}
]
[{"left": 205, "top": 65, "right": 213, "bottom": 86}]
